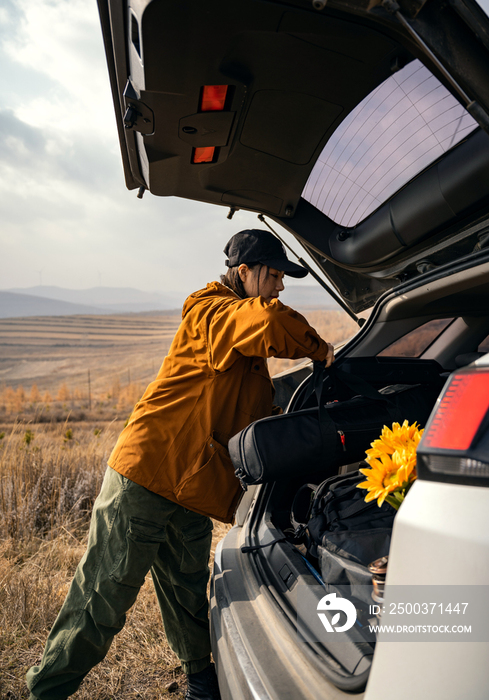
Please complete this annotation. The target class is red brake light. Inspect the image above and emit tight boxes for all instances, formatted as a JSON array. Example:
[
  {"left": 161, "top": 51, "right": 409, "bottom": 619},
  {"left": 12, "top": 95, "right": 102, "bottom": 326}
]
[
  {"left": 200, "top": 85, "right": 228, "bottom": 112},
  {"left": 191, "top": 86, "right": 228, "bottom": 163},
  {"left": 192, "top": 146, "right": 215, "bottom": 164},
  {"left": 422, "top": 371, "right": 489, "bottom": 451}
]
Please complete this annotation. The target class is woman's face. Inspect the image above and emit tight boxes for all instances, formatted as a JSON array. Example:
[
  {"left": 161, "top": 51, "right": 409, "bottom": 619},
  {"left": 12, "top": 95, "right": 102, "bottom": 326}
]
[{"left": 238, "top": 264, "right": 285, "bottom": 302}]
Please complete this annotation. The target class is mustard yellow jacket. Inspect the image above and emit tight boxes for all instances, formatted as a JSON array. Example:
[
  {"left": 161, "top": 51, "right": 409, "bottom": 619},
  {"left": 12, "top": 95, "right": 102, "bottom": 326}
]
[{"left": 108, "top": 282, "right": 330, "bottom": 522}]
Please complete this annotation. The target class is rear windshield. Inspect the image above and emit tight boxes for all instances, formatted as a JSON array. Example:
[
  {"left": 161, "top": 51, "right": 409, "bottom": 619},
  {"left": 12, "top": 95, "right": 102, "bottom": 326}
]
[
  {"left": 478, "top": 334, "right": 489, "bottom": 353},
  {"left": 302, "top": 59, "right": 478, "bottom": 228},
  {"left": 378, "top": 318, "right": 454, "bottom": 358},
  {"left": 474, "top": 0, "right": 489, "bottom": 20}
]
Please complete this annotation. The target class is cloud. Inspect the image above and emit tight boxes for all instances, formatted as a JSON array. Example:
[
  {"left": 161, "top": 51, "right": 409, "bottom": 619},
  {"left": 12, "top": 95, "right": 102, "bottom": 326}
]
[
  {"left": 0, "top": 108, "right": 121, "bottom": 230},
  {"left": 0, "top": 0, "right": 310, "bottom": 296},
  {"left": 0, "top": 0, "right": 121, "bottom": 203},
  {"left": 0, "top": 109, "right": 46, "bottom": 161},
  {"left": 3, "top": 0, "right": 115, "bottom": 135}
]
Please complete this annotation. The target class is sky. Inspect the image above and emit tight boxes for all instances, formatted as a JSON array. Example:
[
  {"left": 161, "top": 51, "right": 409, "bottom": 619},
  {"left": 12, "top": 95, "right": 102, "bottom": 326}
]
[{"left": 0, "top": 0, "right": 309, "bottom": 297}]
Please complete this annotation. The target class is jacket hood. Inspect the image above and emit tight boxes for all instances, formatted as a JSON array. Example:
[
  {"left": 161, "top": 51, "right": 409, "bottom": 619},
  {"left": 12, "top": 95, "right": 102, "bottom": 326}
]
[{"left": 182, "top": 282, "right": 238, "bottom": 319}]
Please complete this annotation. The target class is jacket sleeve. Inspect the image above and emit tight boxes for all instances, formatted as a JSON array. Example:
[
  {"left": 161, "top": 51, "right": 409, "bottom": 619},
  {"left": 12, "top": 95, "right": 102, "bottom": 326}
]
[{"left": 207, "top": 296, "right": 330, "bottom": 372}]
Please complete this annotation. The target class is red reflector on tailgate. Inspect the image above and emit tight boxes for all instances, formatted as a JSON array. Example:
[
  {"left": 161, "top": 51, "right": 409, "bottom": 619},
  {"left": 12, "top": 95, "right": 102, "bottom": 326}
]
[
  {"left": 423, "top": 371, "right": 489, "bottom": 451},
  {"left": 200, "top": 85, "right": 228, "bottom": 112},
  {"left": 192, "top": 146, "right": 215, "bottom": 163}
]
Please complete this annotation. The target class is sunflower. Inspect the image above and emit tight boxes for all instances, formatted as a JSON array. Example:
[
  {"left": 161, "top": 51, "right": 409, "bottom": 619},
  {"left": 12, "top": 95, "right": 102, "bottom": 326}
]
[{"left": 357, "top": 420, "right": 423, "bottom": 509}]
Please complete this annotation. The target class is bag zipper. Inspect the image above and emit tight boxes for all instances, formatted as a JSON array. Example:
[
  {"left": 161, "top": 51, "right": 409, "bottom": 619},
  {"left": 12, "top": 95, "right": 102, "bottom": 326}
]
[{"left": 338, "top": 430, "right": 346, "bottom": 451}]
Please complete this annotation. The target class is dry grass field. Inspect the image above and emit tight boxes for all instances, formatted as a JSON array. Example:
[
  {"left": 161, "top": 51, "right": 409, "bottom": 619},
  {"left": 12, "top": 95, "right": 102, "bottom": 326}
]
[
  {"left": 0, "top": 308, "right": 359, "bottom": 698},
  {"left": 0, "top": 313, "right": 181, "bottom": 415},
  {"left": 0, "top": 309, "right": 358, "bottom": 422},
  {"left": 0, "top": 420, "right": 231, "bottom": 699}
]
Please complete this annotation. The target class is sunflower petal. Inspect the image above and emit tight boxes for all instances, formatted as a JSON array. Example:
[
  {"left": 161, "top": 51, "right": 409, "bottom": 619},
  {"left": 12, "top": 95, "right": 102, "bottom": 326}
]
[{"left": 358, "top": 419, "right": 421, "bottom": 509}]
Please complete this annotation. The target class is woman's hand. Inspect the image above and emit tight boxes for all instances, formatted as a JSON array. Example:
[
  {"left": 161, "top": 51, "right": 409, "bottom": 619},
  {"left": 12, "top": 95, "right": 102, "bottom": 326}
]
[{"left": 324, "top": 342, "right": 335, "bottom": 367}]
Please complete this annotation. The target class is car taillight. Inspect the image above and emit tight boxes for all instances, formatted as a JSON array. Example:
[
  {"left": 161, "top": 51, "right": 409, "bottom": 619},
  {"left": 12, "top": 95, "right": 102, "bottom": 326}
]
[
  {"left": 190, "top": 85, "right": 230, "bottom": 164},
  {"left": 417, "top": 367, "right": 489, "bottom": 484},
  {"left": 200, "top": 85, "right": 228, "bottom": 112},
  {"left": 192, "top": 146, "right": 215, "bottom": 164},
  {"left": 423, "top": 372, "right": 489, "bottom": 450}
]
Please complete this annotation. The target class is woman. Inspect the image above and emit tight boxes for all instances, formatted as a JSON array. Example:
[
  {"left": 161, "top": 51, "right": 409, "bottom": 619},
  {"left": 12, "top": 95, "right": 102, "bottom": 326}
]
[{"left": 27, "top": 229, "right": 334, "bottom": 700}]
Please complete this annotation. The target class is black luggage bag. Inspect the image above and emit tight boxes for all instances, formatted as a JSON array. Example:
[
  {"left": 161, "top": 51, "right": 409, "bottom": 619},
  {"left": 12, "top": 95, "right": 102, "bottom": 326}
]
[
  {"left": 229, "top": 363, "right": 441, "bottom": 487},
  {"left": 291, "top": 471, "right": 395, "bottom": 606}
]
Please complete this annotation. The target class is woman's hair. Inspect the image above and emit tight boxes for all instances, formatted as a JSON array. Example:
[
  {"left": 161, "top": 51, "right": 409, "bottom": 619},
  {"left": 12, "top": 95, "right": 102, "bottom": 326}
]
[{"left": 220, "top": 264, "right": 269, "bottom": 298}]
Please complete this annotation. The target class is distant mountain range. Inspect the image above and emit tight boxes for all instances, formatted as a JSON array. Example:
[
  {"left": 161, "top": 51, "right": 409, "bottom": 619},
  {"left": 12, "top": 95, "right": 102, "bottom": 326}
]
[
  {"left": 0, "top": 291, "right": 110, "bottom": 318},
  {"left": 1, "top": 286, "right": 185, "bottom": 319},
  {"left": 7, "top": 286, "right": 184, "bottom": 311},
  {"left": 0, "top": 284, "right": 339, "bottom": 319}
]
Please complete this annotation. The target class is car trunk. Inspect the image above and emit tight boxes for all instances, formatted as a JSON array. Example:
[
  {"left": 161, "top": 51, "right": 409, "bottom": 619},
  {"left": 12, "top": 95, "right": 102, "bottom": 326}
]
[{"left": 234, "top": 251, "right": 489, "bottom": 692}]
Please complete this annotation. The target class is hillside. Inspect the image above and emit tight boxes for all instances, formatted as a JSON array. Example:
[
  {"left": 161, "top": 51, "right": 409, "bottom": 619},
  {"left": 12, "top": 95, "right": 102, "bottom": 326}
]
[
  {"left": 1, "top": 283, "right": 340, "bottom": 319},
  {"left": 7, "top": 285, "right": 184, "bottom": 312},
  {"left": 0, "top": 291, "right": 113, "bottom": 319}
]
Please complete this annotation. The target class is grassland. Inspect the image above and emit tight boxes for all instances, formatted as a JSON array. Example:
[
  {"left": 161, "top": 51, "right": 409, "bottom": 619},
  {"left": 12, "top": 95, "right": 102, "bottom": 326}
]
[
  {"left": 0, "top": 420, "right": 231, "bottom": 699},
  {"left": 0, "top": 309, "right": 358, "bottom": 698},
  {"left": 0, "top": 309, "right": 358, "bottom": 422},
  {"left": 0, "top": 312, "right": 181, "bottom": 411}
]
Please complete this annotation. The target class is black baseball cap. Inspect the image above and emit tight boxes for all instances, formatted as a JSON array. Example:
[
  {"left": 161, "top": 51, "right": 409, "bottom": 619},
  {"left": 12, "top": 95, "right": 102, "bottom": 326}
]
[{"left": 224, "top": 229, "right": 308, "bottom": 278}]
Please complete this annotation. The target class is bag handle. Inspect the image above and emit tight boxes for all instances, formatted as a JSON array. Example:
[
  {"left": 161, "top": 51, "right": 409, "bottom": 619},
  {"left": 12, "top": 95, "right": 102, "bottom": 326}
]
[
  {"left": 327, "top": 496, "right": 375, "bottom": 524},
  {"left": 290, "top": 483, "right": 318, "bottom": 532},
  {"left": 299, "top": 359, "right": 327, "bottom": 410},
  {"left": 299, "top": 361, "right": 338, "bottom": 457}
]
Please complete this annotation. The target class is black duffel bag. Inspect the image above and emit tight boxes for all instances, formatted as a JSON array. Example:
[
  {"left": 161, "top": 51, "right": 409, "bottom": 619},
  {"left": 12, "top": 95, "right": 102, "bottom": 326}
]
[
  {"left": 229, "top": 362, "right": 440, "bottom": 487},
  {"left": 290, "top": 471, "right": 395, "bottom": 605},
  {"left": 307, "top": 471, "right": 395, "bottom": 555}
]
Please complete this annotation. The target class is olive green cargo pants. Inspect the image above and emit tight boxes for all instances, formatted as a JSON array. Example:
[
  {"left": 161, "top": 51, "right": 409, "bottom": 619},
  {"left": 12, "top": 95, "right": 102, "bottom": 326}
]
[{"left": 26, "top": 466, "right": 213, "bottom": 699}]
